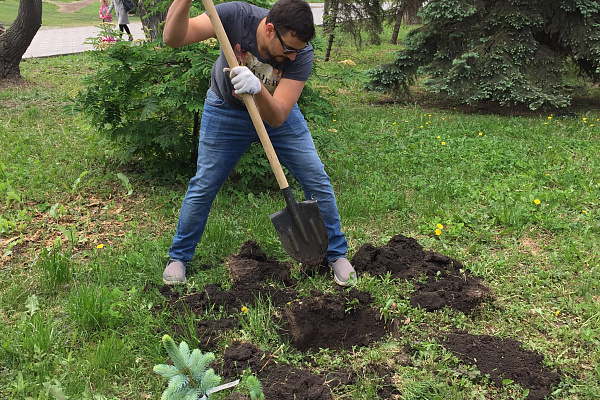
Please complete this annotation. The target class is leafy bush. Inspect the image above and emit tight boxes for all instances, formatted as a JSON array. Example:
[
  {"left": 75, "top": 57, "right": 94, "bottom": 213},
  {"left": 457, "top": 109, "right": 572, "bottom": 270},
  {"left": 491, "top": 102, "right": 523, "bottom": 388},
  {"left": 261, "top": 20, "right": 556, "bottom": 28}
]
[
  {"left": 78, "top": 20, "right": 332, "bottom": 185},
  {"left": 77, "top": 38, "right": 219, "bottom": 171}
]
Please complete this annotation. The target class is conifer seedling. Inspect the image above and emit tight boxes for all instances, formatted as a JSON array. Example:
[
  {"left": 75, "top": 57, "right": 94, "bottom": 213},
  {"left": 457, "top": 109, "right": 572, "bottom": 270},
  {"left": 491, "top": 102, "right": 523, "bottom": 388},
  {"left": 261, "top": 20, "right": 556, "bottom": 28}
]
[{"left": 154, "top": 334, "right": 221, "bottom": 400}]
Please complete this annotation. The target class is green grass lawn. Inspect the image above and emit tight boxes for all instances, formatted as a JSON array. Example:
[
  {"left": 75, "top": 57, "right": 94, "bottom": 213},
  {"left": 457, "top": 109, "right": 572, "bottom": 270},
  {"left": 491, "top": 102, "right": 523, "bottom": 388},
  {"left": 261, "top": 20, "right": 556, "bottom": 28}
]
[
  {"left": 0, "top": 0, "right": 140, "bottom": 28},
  {"left": 1, "top": 27, "right": 600, "bottom": 399}
]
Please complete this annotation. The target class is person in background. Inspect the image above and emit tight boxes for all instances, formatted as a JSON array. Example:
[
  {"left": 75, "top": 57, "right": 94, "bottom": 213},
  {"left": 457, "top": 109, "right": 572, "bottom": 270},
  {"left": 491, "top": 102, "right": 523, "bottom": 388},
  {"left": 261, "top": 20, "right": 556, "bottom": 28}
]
[
  {"left": 99, "top": 0, "right": 112, "bottom": 23},
  {"left": 107, "top": 0, "right": 133, "bottom": 41},
  {"left": 160, "top": 0, "right": 358, "bottom": 287}
]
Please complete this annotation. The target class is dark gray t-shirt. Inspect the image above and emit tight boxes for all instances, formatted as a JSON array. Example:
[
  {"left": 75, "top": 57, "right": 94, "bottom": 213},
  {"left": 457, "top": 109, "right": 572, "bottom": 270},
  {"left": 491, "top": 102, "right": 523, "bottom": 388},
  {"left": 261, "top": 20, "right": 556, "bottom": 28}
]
[{"left": 209, "top": 1, "right": 314, "bottom": 109}]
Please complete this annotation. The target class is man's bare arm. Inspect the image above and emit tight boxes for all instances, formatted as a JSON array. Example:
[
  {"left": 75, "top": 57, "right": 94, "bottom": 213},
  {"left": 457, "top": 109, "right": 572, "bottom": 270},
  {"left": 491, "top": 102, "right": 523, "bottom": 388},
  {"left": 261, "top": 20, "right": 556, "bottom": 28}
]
[
  {"left": 253, "top": 78, "right": 305, "bottom": 128},
  {"left": 163, "top": 1, "right": 215, "bottom": 47}
]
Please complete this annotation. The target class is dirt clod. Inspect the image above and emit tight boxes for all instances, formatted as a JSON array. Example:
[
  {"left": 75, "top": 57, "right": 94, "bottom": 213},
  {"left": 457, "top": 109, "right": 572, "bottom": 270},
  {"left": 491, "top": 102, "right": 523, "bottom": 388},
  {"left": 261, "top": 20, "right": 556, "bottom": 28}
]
[
  {"left": 281, "top": 290, "right": 388, "bottom": 352},
  {"left": 440, "top": 331, "right": 563, "bottom": 400},
  {"left": 220, "top": 341, "right": 333, "bottom": 400},
  {"left": 227, "top": 240, "right": 295, "bottom": 285},
  {"left": 353, "top": 234, "right": 491, "bottom": 313}
]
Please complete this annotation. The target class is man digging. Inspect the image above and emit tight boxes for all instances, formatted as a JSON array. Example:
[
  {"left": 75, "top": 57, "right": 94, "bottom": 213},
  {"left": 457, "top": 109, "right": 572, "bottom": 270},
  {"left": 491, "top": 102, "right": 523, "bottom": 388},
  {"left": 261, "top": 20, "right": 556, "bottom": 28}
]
[{"left": 161, "top": 0, "right": 358, "bottom": 287}]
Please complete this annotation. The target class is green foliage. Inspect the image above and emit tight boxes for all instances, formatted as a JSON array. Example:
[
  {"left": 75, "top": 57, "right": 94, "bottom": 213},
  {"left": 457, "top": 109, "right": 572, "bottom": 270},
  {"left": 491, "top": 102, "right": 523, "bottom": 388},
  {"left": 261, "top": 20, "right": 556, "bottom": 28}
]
[
  {"left": 245, "top": 375, "right": 264, "bottom": 400},
  {"left": 227, "top": 143, "right": 279, "bottom": 193},
  {"left": 77, "top": 38, "right": 218, "bottom": 171},
  {"left": 323, "top": 0, "right": 385, "bottom": 48},
  {"left": 154, "top": 334, "right": 221, "bottom": 400},
  {"left": 367, "top": 0, "right": 600, "bottom": 109},
  {"left": 78, "top": 30, "right": 331, "bottom": 183},
  {"left": 66, "top": 285, "right": 125, "bottom": 332},
  {"left": 35, "top": 242, "right": 73, "bottom": 291},
  {"left": 154, "top": 335, "right": 266, "bottom": 400}
]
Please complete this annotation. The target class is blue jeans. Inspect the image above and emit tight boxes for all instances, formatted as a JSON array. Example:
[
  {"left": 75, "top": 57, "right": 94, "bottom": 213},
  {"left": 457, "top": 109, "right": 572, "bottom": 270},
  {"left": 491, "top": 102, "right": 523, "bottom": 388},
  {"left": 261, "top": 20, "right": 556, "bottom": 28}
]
[{"left": 169, "top": 89, "right": 348, "bottom": 264}]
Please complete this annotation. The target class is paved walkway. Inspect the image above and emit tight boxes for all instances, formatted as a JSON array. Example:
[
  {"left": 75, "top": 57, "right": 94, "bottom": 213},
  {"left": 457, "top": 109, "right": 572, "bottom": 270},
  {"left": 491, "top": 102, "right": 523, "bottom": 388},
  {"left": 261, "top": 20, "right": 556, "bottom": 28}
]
[
  {"left": 22, "top": 4, "right": 324, "bottom": 59},
  {"left": 23, "top": 22, "right": 144, "bottom": 58}
]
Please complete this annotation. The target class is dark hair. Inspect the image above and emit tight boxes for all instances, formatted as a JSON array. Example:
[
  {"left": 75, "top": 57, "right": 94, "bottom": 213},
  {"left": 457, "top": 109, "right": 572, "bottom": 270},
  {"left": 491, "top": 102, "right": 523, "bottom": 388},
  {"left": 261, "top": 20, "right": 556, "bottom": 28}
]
[{"left": 266, "top": 0, "right": 315, "bottom": 43}]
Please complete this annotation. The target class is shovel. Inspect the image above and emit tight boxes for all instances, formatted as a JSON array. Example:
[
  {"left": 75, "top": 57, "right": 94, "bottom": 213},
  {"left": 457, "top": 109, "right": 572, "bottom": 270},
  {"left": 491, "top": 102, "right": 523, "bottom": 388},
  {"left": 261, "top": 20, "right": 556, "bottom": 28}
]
[{"left": 201, "top": 0, "right": 328, "bottom": 264}]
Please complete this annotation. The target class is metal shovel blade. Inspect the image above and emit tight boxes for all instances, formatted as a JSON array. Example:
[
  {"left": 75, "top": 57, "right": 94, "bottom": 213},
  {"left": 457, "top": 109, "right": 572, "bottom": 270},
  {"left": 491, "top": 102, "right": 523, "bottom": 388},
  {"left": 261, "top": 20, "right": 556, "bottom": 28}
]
[{"left": 270, "top": 188, "right": 328, "bottom": 264}]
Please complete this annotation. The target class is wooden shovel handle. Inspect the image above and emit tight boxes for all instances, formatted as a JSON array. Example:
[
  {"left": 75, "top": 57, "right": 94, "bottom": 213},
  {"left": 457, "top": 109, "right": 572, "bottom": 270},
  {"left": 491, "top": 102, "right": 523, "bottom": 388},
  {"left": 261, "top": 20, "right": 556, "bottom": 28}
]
[{"left": 201, "top": 0, "right": 289, "bottom": 190}]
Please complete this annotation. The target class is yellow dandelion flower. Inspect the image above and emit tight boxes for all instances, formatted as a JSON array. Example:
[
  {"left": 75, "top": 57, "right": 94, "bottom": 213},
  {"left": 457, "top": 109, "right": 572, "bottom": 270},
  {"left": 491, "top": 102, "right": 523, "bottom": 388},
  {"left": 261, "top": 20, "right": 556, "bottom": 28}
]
[
  {"left": 333, "top": 119, "right": 337, "bottom": 122},
  {"left": 548, "top": 116, "right": 552, "bottom": 120},
  {"left": 582, "top": 209, "right": 588, "bottom": 214},
  {"left": 441, "top": 142, "right": 446, "bottom": 145},
  {"left": 437, "top": 223, "right": 444, "bottom": 229},
  {"left": 435, "top": 229, "right": 442, "bottom": 236},
  {"left": 591, "top": 124, "right": 595, "bottom": 127},
  {"left": 555, "top": 310, "right": 560, "bottom": 317},
  {"left": 534, "top": 199, "right": 541, "bottom": 205},
  {"left": 436, "top": 136, "right": 440, "bottom": 139},
  {"left": 96, "top": 244, "right": 104, "bottom": 249},
  {"left": 478, "top": 132, "right": 483, "bottom": 136},
  {"left": 241, "top": 306, "right": 248, "bottom": 314},
  {"left": 393, "top": 122, "right": 397, "bottom": 125}
]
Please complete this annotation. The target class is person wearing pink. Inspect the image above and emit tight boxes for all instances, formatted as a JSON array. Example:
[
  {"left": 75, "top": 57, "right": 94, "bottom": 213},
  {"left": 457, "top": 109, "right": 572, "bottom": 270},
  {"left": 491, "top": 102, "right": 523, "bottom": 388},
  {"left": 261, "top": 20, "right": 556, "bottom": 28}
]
[{"left": 99, "top": 0, "right": 112, "bottom": 23}]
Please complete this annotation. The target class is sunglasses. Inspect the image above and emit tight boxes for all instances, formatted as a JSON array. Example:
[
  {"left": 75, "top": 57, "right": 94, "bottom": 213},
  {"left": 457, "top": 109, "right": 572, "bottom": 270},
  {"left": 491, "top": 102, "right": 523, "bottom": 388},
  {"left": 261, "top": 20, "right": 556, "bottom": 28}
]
[{"left": 273, "top": 25, "right": 307, "bottom": 54}]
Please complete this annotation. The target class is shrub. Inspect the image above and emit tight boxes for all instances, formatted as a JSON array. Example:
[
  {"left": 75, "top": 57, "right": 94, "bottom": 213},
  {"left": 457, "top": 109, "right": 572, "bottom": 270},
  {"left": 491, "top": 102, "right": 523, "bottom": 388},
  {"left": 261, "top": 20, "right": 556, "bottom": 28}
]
[{"left": 77, "top": 38, "right": 218, "bottom": 171}]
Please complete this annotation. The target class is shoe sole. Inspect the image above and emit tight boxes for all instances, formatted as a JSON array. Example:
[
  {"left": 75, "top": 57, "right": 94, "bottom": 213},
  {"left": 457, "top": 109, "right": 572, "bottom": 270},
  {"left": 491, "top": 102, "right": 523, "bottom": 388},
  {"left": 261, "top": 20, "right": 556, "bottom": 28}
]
[
  {"left": 333, "top": 273, "right": 357, "bottom": 287},
  {"left": 162, "top": 277, "right": 187, "bottom": 285}
]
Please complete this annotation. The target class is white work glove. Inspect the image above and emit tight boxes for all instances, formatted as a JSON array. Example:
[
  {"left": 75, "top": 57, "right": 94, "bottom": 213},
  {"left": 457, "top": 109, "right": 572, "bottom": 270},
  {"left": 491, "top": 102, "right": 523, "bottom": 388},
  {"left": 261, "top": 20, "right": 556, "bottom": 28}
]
[{"left": 224, "top": 66, "right": 262, "bottom": 95}]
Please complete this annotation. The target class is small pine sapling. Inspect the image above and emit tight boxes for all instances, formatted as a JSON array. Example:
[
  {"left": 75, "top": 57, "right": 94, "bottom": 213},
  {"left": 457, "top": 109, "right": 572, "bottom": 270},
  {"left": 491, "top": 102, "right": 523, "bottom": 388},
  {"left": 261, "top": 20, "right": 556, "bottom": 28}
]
[
  {"left": 245, "top": 375, "right": 264, "bottom": 400},
  {"left": 154, "top": 334, "right": 222, "bottom": 400}
]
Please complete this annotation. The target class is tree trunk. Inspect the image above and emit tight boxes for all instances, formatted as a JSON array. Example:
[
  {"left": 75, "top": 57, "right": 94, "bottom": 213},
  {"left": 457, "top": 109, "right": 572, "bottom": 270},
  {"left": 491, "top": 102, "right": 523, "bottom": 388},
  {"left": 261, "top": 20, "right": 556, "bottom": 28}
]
[
  {"left": 391, "top": 3, "right": 406, "bottom": 45},
  {"left": 0, "top": 0, "right": 42, "bottom": 80},
  {"left": 137, "top": 0, "right": 167, "bottom": 41},
  {"left": 324, "top": 31, "right": 335, "bottom": 62},
  {"left": 402, "top": 0, "right": 421, "bottom": 25},
  {"left": 323, "top": 0, "right": 338, "bottom": 62}
]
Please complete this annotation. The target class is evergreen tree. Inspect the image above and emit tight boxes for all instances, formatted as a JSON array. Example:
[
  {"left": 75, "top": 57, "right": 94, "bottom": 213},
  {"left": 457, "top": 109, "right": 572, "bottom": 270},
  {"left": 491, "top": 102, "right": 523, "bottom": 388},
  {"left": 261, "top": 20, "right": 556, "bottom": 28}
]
[
  {"left": 367, "top": 0, "right": 600, "bottom": 110},
  {"left": 154, "top": 335, "right": 221, "bottom": 400}
]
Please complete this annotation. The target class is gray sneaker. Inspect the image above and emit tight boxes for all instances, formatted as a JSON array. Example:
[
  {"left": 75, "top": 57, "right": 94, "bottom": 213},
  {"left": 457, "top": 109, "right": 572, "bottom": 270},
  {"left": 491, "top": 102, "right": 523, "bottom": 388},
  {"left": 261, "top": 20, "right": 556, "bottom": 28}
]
[
  {"left": 163, "top": 260, "right": 187, "bottom": 285},
  {"left": 328, "top": 258, "right": 358, "bottom": 287}
]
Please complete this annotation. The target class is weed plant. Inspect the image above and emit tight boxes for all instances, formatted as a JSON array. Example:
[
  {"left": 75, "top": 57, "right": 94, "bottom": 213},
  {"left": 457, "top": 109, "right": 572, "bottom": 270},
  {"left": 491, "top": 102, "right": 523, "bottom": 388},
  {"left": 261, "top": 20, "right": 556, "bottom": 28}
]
[
  {"left": 35, "top": 242, "right": 73, "bottom": 292},
  {"left": 1, "top": 24, "right": 600, "bottom": 400}
]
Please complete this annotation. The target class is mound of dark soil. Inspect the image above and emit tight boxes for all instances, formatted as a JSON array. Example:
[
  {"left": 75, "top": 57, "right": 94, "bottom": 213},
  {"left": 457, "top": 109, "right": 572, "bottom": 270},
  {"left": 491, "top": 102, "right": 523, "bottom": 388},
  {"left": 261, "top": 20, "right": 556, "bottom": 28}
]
[
  {"left": 440, "top": 331, "right": 563, "bottom": 400},
  {"left": 352, "top": 234, "right": 491, "bottom": 313},
  {"left": 220, "top": 341, "right": 338, "bottom": 400},
  {"left": 281, "top": 289, "right": 388, "bottom": 352},
  {"left": 226, "top": 240, "right": 295, "bottom": 285}
]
